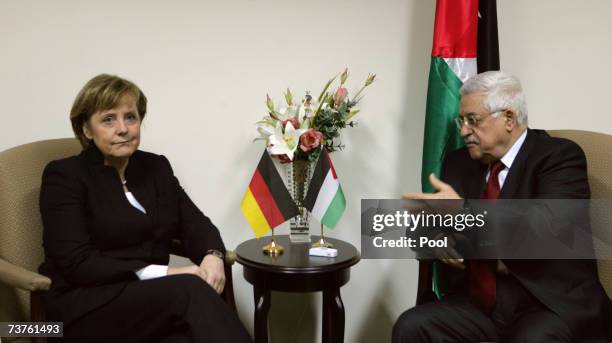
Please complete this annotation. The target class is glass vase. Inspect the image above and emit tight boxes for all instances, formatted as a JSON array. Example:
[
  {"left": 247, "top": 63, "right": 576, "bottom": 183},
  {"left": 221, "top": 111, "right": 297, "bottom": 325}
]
[{"left": 287, "top": 159, "right": 314, "bottom": 243}]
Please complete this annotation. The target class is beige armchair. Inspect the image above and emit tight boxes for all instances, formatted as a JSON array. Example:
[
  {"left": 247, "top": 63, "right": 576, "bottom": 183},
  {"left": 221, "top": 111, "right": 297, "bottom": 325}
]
[
  {"left": 548, "top": 130, "right": 612, "bottom": 299},
  {"left": 0, "top": 138, "right": 237, "bottom": 342},
  {"left": 0, "top": 138, "right": 81, "bottom": 342}
]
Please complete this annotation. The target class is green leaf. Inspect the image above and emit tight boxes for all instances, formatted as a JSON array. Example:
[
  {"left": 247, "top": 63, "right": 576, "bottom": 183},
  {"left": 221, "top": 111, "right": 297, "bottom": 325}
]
[
  {"left": 340, "top": 68, "right": 349, "bottom": 85},
  {"left": 285, "top": 88, "right": 293, "bottom": 106},
  {"left": 345, "top": 109, "right": 360, "bottom": 121},
  {"left": 317, "top": 74, "right": 338, "bottom": 103}
]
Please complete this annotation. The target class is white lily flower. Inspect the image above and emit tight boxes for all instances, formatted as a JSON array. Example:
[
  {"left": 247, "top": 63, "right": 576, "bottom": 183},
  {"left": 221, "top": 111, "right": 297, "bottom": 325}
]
[
  {"left": 254, "top": 116, "right": 279, "bottom": 142},
  {"left": 276, "top": 107, "right": 288, "bottom": 119},
  {"left": 277, "top": 105, "right": 300, "bottom": 122},
  {"left": 267, "top": 121, "right": 306, "bottom": 161},
  {"left": 256, "top": 121, "right": 275, "bottom": 139}
]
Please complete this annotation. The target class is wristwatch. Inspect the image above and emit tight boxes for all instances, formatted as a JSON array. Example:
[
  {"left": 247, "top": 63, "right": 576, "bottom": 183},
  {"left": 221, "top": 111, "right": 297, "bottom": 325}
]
[{"left": 206, "top": 249, "right": 225, "bottom": 261}]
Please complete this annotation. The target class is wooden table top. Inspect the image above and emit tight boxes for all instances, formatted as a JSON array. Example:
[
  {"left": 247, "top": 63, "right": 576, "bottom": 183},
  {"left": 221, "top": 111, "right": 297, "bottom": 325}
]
[{"left": 235, "top": 235, "right": 360, "bottom": 274}]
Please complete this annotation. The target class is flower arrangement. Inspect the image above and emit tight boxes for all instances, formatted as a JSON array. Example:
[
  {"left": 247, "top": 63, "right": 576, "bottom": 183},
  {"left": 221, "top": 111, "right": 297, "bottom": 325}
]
[{"left": 256, "top": 68, "right": 375, "bottom": 163}]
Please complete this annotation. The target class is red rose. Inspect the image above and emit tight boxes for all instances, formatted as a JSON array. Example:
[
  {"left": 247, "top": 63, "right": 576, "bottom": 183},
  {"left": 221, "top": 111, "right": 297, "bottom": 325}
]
[
  {"left": 299, "top": 129, "right": 323, "bottom": 152},
  {"left": 272, "top": 154, "right": 292, "bottom": 164},
  {"left": 281, "top": 117, "right": 300, "bottom": 131}
]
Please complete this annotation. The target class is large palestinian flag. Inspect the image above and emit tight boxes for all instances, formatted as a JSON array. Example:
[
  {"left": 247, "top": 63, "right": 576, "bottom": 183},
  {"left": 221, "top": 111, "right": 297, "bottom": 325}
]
[
  {"left": 304, "top": 149, "right": 346, "bottom": 229},
  {"left": 421, "top": 0, "right": 499, "bottom": 193},
  {"left": 241, "top": 150, "right": 299, "bottom": 237},
  {"left": 422, "top": 0, "right": 500, "bottom": 298}
]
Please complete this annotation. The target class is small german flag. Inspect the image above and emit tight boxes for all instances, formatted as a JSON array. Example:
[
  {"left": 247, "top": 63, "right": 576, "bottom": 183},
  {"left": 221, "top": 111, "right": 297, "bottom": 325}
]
[{"left": 241, "top": 150, "right": 299, "bottom": 237}]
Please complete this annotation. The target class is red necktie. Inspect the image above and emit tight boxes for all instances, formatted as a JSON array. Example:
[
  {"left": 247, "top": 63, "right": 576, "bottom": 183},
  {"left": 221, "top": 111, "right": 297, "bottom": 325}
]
[{"left": 468, "top": 160, "right": 504, "bottom": 314}]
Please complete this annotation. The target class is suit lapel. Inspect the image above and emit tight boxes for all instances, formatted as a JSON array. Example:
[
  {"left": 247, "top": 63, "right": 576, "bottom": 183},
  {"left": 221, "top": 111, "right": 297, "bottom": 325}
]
[
  {"left": 499, "top": 129, "right": 536, "bottom": 199},
  {"left": 84, "top": 147, "right": 126, "bottom": 207},
  {"left": 467, "top": 162, "right": 488, "bottom": 198},
  {"left": 125, "top": 151, "right": 155, "bottom": 215}
]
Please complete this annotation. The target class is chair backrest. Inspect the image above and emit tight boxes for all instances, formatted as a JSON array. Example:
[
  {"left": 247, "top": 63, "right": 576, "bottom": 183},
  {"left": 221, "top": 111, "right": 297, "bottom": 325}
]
[
  {"left": 0, "top": 138, "right": 81, "bottom": 322},
  {"left": 547, "top": 130, "right": 612, "bottom": 299}
]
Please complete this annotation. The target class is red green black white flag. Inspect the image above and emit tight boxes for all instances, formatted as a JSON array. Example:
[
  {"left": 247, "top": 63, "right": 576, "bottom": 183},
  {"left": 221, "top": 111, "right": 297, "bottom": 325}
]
[
  {"left": 421, "top": 0, "right": 499, "bottom": 193},
  {"left": 304, "top": 149, "right": 346, "bottom": 229},
  {"left": 421, "top": 0, "right": 500, "bottom": 298}
]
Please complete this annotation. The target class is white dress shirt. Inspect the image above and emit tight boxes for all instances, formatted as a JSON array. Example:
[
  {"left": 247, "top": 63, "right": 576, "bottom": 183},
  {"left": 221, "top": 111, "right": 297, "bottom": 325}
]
[
  {"left": 483, "top": 129, "right": 527, "bottom": 274},
  {"left": 485, "top": 129, "right": 528, "bottom": 188}
]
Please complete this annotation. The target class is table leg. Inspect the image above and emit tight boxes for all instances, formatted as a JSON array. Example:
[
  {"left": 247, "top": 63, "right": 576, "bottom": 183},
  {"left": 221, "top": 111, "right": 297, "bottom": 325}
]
[
  {"left": 253, "top": 286, "right": 271, "bottom": 343},
  {"left": 322, "top": 287, "right": 345, "bottom": 343}
]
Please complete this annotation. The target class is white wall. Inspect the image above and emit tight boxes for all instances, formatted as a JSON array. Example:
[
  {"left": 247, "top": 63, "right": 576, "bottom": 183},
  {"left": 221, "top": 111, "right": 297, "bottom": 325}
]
[
  {"left": 498, "top": 0, "right": 612, "bottom": 133},
  {"left": 1, "top": 1, "right": 611, "bottom": 342}
]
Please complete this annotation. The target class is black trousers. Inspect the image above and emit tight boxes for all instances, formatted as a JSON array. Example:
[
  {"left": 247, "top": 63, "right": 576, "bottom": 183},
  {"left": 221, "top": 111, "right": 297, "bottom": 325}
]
[
  {"left": 392, "top": 274, "right": 572, "bottom": 343},
  {"left": 56, "top": 274, "right": 252, "bottom": 343}
]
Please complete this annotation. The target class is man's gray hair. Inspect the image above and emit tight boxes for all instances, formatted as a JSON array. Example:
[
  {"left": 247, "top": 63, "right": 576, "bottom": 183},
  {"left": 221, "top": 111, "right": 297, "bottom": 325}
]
[{"left": 460, "top": 71, "right": 528, "bottom": 126}]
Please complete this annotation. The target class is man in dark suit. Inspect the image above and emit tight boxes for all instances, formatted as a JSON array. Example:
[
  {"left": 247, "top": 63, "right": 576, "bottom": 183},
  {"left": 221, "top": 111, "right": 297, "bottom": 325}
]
[{"left": 393, "top": 71, "right": 610, "bottom": 342}]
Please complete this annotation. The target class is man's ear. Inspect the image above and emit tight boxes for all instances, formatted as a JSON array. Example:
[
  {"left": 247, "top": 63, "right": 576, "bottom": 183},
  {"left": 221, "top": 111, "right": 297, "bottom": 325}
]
[{"left": 504, "top": 109, "right": 518, "bottom": 131}]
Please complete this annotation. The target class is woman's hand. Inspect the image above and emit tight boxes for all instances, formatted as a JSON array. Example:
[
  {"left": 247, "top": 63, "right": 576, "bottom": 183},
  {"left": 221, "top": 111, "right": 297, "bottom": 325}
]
[
  {"left": 165, "top": 257, "right": 225, "bottom": 294},
  {"left": 199, "top": 255, "right": 225, "bottom": 294}
]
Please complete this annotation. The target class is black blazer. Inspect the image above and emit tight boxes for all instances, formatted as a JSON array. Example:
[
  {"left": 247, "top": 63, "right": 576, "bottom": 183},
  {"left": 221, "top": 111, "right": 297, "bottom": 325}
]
[
  {"left": 39, "top": 146, "right": 225, "bottom": 325},
  {"left": 440, "top": 129, "right": 610, "bottom": 341}
]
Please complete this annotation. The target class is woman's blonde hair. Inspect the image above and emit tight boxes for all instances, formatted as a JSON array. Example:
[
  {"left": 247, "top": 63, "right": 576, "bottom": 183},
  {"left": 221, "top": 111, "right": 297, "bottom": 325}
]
[{"left": 70, "top": 74, "right": 147, "bottom": 148}]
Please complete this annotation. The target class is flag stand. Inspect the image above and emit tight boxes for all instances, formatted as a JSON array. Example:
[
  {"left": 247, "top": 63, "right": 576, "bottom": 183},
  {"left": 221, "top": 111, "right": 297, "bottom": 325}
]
[
  {"left": 263, "top": 229, "right": 284, "bottom": 256},
  {"left": 311, "top": 224, "right": 333, "bottom": 248}
]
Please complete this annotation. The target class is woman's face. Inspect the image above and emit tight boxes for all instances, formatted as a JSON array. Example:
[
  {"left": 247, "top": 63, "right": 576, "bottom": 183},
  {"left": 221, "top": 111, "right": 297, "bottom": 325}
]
[{"left": 83, "top": 94, "right": 141, "bottom": 160}]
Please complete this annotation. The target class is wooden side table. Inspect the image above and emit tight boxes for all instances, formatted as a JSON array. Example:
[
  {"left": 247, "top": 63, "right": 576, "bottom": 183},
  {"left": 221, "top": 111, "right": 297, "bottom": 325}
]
[{"left": 235, "top": 235, "right": 360, "bottom": 343}]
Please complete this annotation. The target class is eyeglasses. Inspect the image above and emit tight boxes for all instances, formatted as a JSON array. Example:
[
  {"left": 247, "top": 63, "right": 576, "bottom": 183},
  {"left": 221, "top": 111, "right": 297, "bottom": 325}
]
[{"left": 454, "top": 110, "right": 505, "bottom": 130}]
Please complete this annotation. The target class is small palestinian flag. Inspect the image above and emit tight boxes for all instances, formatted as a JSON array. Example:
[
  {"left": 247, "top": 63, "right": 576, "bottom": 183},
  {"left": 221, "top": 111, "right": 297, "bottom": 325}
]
[
  {"left": 241, "top": 150, "right": 299, "bottom": 237},
  {"left": 304, "top": 150, "right": 346, "bottom": 229}
]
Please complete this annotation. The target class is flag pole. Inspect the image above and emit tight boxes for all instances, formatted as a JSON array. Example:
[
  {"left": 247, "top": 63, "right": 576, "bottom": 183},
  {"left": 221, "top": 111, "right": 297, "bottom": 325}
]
[
  {"left": 263, "top": 228, "right": 284, "bottom": 256},
  {"left": 312, "top": 223, "right": 333, "bottom": 248}
]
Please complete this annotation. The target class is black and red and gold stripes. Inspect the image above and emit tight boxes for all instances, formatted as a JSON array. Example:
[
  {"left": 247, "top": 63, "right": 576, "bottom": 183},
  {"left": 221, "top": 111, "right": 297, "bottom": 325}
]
[{"left": 241, "top": 151, "right": 298, "bottom": 237}]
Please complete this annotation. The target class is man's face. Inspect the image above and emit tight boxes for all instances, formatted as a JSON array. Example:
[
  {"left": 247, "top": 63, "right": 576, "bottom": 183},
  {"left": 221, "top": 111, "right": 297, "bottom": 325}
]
[{"left": 458, "top": 92, "right": 511, "bottom": 163}]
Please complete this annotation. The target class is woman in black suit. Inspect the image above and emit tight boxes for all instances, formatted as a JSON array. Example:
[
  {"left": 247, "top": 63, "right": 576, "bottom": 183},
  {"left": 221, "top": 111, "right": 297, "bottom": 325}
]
[{"left": 39, "top": 74, "right": 252, "bottom": 342}]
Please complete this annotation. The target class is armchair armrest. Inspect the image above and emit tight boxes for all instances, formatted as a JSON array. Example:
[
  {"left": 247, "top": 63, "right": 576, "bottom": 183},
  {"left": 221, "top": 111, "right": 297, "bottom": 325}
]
[
  {"left": 225, "top": 250, "right": 236, "bottom": 265},
  {"left": 0, "top": 258, "right": 51, "bottom": 292}
]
